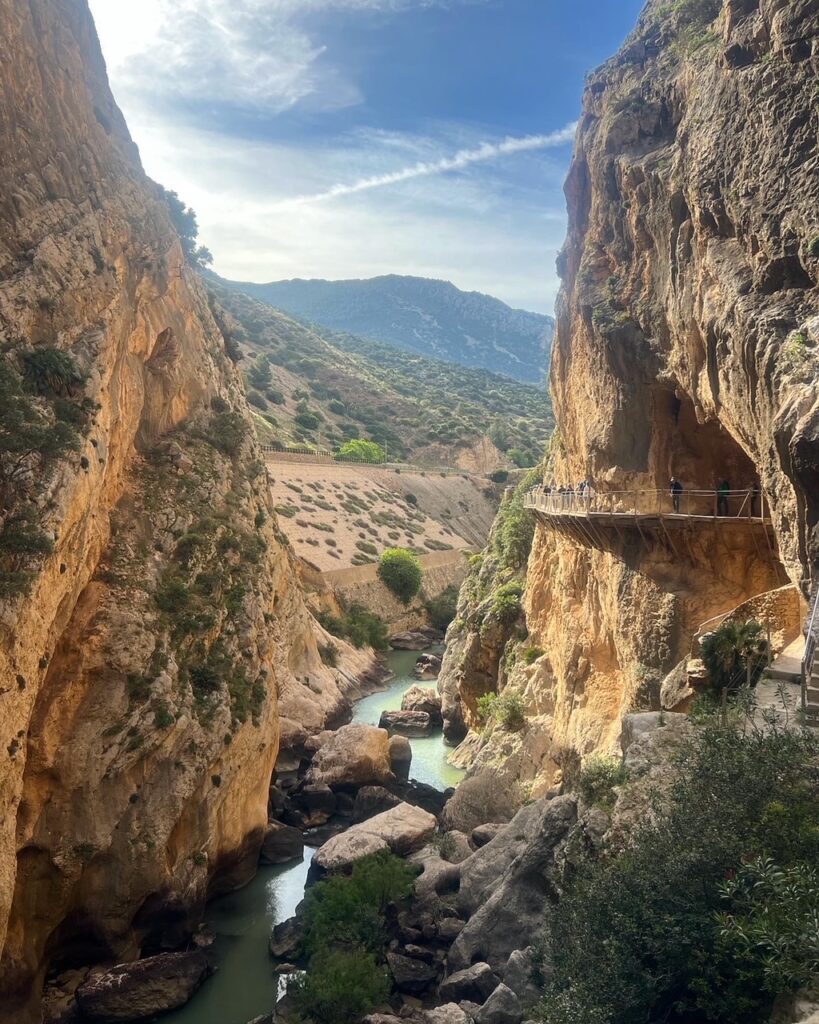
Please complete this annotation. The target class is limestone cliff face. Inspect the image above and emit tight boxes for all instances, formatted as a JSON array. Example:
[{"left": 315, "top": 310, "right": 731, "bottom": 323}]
[
  {"left": 0, "top": 1, "right": 342, "bottom": 1015},
  {"left": 441, "top": 0, "right": 819, "bottom": 792}
]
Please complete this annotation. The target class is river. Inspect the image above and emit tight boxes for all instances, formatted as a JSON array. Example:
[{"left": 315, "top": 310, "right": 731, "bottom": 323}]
[{"left": 162, "top": 646, "right": 461, "bottom": 1024}]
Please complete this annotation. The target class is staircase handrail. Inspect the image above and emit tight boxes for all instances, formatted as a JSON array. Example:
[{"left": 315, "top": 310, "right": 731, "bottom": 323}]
[{"left": 801, "top": 583, "right": 819, "bottom": 713}]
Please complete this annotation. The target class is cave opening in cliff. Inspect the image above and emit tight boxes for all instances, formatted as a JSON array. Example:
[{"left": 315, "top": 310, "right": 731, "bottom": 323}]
[{"left": 655, "top": 388, "right": 760, "bottom": 503}]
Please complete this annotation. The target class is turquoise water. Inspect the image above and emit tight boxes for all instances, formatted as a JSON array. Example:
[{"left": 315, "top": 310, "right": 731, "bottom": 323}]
[
  {"left": 161, "top": 647, "right": 459, "bottom": 1024},
  {"left": 352, "top": 647, "right": 465, "bottom": 791}
]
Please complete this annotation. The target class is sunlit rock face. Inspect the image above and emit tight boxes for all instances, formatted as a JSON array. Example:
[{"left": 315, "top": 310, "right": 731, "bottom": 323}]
[
  {"left": 0, "top": 1, "right": 342, "bottom": 1017},
  {"left": 441, "top": 0, "right": 819, "bottom": 792}
]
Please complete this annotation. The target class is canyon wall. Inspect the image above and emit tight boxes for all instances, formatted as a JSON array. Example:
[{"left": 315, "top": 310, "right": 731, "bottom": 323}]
[
  {"left": 0, "top": 1, "right": 346, "bottom": 1016},
  {"left": 440, "top": 0, "right": 819, "bottom": 792}
]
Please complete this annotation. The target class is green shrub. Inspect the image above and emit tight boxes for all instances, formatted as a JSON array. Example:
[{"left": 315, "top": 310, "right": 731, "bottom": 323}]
[
  {"left": 523, "top": 645, "right": 543, "bottom": 665},
  {"left": 337, "top": 439, "right": 386, "bottom": 464},
  {"left": 716, "top": 857, "right": 819, "bottom": 998},
  {"left": 578, "top": 754, "right": 628, "bottom": 809},
  {"left": 476, "top": 691, "right": 525, "bottom": 730},
  {"left": 266, "top": 387, "right": 285, "bottom": 404},
  {"left": 489, "top": 469, "right": 509, "bottom": 483},
  {"left": 247, "top": 353, "right": 272, "bottom": 389},
  {"left": 492, "top": 580, "right": 524, "bottom": 624},
  {"left": 535, "top": 723, "right": 819, "bottom": 1024},
  {"left": 494, "top": 692, "right": 525, "bottom": 730},
  {"left": 288, "top": 948, "right": 389, "bottom": 1024},
  {"left": 317, "top": 606, "right": 389, "bottom": 651},
  {"left": 206, "top": 410, "right": 247, "bottom": 456},
  {"left": 809, "top": 235, "right": 819, "bottom": 258},
  {"left": 295, "top": 410, "right": 321, "bottom": 430},
  {"left": 700, "top": 619, "right": 767, "bottom": 694},
  {"left": 356, "top": 540, "right": 378, "bottom": 556},
  {"left": 377, "top": 547, "right": 423, "bottom": 605},
  {"left": 22, "top": 347, "right": 85, "bottom": 397},
  {"left": 247, "top": 390, "right": 267, "bottom": 409},
  {"left": 476, "top": 692, "right": 498, "bottom": 723}
]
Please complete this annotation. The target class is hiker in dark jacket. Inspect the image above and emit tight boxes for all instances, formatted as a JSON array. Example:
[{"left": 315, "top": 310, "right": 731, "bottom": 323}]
[
  {"left": 670, "top": 477, "right": 683, "bottom": 513},
  {"left": 718, "top": 479, "right": 730, "bottom": 516}
]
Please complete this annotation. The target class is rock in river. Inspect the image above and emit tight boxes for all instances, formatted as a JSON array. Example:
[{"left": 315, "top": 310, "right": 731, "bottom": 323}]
[
  {"left": 379, "top": 709, "right": 433, "bottom": 737},
  {"left": 401, "top": 684, "right": 443, "bottom": 725},
  {"left": 75, "top": 951, "right": 212, "bottom": 1022},
  {"left": 260, "top": 821, "right": 304, "bottom": 865},
  {"left": 306, "top": 723, "right": 393, "bottom": 789},
  {"left": 313, "top": 802, "right": 437, "bottom": 873}
]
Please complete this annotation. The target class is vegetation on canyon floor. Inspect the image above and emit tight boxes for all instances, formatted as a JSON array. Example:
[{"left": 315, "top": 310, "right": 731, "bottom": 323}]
[{"left": 289, "top": 851, "right": 417, "bottom": 1024}]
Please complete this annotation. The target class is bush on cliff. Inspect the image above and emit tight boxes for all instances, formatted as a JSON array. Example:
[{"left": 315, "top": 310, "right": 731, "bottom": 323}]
[
  {"left": 535, "top": 722, "right": 819, "bottom": 1024},
  {"left": 378, "top": 547, "right": 423, "bottom": 605},
  {"left": 317, "top": 605, "right": 389, "bottom": 651}
]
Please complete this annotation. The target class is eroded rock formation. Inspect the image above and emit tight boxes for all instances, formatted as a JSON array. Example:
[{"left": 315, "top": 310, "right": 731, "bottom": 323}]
[
  {"left": 0, "top": 1, "right": 343, "bottom": 1015},
  {"left": 440, "top": 0, "right": 819, "bottom": 791}
]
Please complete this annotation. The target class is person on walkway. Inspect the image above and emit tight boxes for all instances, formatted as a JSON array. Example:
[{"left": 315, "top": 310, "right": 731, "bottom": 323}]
[
  {"left": 748, "top": 481, "right": 760, "bottom": 518},
  {"left": 718, "top": 479, "right": 730, "bottom": 517},
  {"left": 670, "top": 477, "right": 683, "bottom": 514}
]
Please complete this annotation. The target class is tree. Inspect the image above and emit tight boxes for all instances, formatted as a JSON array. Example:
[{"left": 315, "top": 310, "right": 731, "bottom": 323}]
[
  {"left": 247, "top": 354, "right": 272, "bottom": 389},
  {"left": 378, "top": 547, "right": 423, "bottom": 605},
  {"left": 700, "top": 619, "right": 767, "bottom": 694},
  {"left": 159, "top": 187, "right": 213, "bottom": 269},
  {"left": 336, "top": 439, "right": 386, "bottom": 464}
]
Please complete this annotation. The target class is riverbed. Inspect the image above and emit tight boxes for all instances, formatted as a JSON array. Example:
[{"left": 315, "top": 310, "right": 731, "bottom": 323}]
[{"left": 162, "top": 646, "right": 461, "bottom": 1024}]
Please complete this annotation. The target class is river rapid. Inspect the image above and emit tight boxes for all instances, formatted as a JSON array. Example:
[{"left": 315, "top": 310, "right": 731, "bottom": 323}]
[{"left": 162, "top": 646, "right": 462, "bottom": 1024}]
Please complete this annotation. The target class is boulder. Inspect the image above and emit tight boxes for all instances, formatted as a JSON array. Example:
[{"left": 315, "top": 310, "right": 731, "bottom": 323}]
[
  {"left": 313, "top": 802, "right": 436, "bottom": 873},
  {"left": 439, "top": 963, "right": 499, "bottom": 1004},
  {"left": 442, "top": 773, "right": 519, "bottom": 834},
  {"left": 450, "top": 797, "right": 577, "bottom": 974},
  {"left": 353, "top": 785, "right": 402, "bottom": 822},
  {"left": 402, "top": 685, "right": 443, "bottom": 726},
  {"left": 75, "top": 952, "right": 211, "bottom": 1022},
  {"left": 471, "top": 823, "right": 505, "bottom": 849},
  {"left": 620, "top": 711, "right": 688, "bottom": 754},
  {"left": 387, "top": 951, "right": 439, "bottom": 994},
  {"left": 502, "top": 948, "right": 541, "bottom": 1006},
  {"left": 413, "top": 654, "right": 443, "bottom": 681},
  {"left": 475, "top": 983, "right": 523, "bottom": 1024},
  {"left": 269, "top": 915, "right": 302, "bottom": 959},
  {"left": 390, "top": 631, "right": 439, "bottom": 650},
  {"left": 389, "top": 734, "right": 413, "bottom": 781},
  {"left": 291, "top": 783, "right": 336, "bottom": 825},
  {"left": 425, "top": 1006, "right": 474, "bottom": 1024},
  {"left": 306, "top": 724, "right": 393, "bottom": 789},
  {"left": 312, "top": 830, "right": 389, "bottom": 872},
  {"left": 458, "top": 800, "right": 555, "bottom": 917},
  {"left": 379, "top": 710, "right": 433, "bottom": 737},
  {"left": 260, "top": 822, "right": 304, "bottom": 865},
  {"left": 436, "top": 916, "right": 465, "bottom": 942}
]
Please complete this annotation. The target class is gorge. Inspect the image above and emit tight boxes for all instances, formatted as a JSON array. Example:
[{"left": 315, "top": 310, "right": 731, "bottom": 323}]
[{"left": 1, "top": 1, "right": 819, "bottom": 1023}]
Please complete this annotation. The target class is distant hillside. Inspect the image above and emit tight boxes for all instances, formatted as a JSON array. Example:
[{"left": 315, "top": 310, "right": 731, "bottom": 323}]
[
  {"left": 220, "top": 274, "right": 553, "bottom": 384},
  {"left": 205, "top": 280, "right": 553, "bottom": 471}
]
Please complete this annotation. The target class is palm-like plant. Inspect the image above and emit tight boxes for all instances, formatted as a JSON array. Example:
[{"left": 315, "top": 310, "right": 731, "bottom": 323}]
[{"left": 700, "top": 619, "right": 768, "bottom": 694}]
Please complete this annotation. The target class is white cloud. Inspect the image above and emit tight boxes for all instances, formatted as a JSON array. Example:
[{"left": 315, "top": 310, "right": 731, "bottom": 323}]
[
  {"left": 87, "top": 0, "right": 570, "bottom": 313},
  {"left": 275, "top": 125, "right": 577, "bottom": 207}
]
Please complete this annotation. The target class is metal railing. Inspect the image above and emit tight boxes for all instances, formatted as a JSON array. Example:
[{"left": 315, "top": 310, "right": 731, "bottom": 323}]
[
  {"left": 524, "top": 487, "right": 768, "bottom": 521},
  {"left": 800, "top": 584, "right": 819, "bottom": 714}
]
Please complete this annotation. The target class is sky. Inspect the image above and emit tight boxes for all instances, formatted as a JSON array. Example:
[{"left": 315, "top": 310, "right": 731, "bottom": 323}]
[{"left": 87, "top": 0, "right": 645, "bottom": 314}]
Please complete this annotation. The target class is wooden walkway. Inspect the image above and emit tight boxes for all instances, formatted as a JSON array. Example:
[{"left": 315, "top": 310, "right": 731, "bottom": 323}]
[{"left": 524, "top": 487, "right": 779, "bottom": 568}]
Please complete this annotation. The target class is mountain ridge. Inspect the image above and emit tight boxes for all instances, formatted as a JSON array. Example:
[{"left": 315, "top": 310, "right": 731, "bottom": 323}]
[{"left": 219, "top": 272, "right": 553, "bottom": 384}]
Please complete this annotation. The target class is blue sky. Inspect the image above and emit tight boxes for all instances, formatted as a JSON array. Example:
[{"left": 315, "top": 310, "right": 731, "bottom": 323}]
[{"left": 88, "top": 0, "right": 644, "bottom": 314}]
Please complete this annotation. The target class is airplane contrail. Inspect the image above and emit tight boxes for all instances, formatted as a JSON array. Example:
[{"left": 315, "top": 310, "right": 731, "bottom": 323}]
[{"left": 273, "top": 123, "right": 577, "bottom": 208}]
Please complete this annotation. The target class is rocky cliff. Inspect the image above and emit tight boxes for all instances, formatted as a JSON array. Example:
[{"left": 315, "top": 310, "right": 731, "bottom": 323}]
[
  {"left": 0, "top": 1, "right": 345, "bottom": 1017},
  {"left": 439, "top": 0, "right": 819, "bottom": 791}
]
